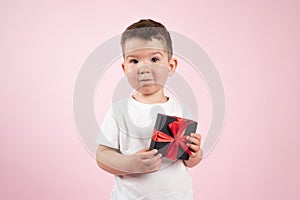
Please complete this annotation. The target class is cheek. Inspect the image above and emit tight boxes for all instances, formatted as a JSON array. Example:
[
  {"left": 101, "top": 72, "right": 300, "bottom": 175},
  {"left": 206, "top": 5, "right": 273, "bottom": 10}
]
[
  {"left": 125, "top": 68, "right": 139, "bottom": 89},
  {"left": 124, "top": 64, "right": 134, "bottom": 72},
  {"left": 152, "top": 66, "right": 169, "bottom": 84}
]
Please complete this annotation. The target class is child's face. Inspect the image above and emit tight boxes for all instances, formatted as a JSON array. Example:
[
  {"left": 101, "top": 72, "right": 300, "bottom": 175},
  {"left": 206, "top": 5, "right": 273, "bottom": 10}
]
[{"left": 121, "top": 38, "right": 177, "bottom": 96}]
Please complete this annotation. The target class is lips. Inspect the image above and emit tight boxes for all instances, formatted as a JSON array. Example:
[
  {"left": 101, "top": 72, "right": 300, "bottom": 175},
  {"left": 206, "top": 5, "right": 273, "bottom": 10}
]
[{"left": 139, "top": 78, "right": 154, "bottom": 84}]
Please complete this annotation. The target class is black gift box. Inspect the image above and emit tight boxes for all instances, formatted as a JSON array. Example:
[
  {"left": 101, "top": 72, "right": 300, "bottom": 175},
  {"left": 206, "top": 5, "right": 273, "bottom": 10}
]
[{"left": 149, "top": 113, "right": 198, "bottom": 160}]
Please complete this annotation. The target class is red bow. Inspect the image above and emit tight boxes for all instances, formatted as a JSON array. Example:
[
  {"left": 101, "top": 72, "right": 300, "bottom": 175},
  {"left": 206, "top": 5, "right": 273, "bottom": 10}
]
[{"left": 152, "top": 117, "right": 192, "bottom": 160}]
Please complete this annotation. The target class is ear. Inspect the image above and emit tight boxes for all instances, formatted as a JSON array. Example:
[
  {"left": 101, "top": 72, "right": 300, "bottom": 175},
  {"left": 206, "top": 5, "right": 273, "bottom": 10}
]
[
  {"left": 168, "top": 57, "right": 178, "bottom": 76},
  {"left": 121, "top": 62, "right": 126, "bottom": 74}
]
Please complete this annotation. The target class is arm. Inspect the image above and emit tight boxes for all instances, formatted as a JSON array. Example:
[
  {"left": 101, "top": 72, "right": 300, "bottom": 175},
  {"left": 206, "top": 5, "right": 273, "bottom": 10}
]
[
  {"left": 96, "top": 145, "right": 133, "bottom": 175},
  {"left": 96, "top": 145, "right": 162, "bottom": 176},
  {"left": 183, "top": 133, "right": 203, "bottom": 168}
]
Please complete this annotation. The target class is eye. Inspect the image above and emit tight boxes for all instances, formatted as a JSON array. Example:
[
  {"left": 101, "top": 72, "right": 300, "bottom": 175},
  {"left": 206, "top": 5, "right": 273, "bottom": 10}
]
[
  {"left": 151, "top": 57, "right": 160, "bottom": 63},
  {"left": 129, "top": 59, "right": 138, "bottom": 64}
]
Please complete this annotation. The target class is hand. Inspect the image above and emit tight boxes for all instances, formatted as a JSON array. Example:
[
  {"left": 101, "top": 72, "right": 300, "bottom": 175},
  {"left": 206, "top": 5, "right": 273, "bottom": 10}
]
[
  {"left": 130, "top": 148, "right": 162, "bottom": 174},
  {"left": 186, "top": 133, "right": 203, "bottom": 160}
]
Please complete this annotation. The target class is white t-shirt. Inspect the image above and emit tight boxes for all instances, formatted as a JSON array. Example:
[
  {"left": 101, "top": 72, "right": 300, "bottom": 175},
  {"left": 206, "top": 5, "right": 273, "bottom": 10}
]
[{"left": 96, "top": 96, "right": 195, "bottom": 200}]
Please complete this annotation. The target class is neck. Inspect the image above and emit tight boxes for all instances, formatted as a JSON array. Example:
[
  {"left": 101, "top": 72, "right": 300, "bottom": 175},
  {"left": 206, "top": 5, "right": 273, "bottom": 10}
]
[{"left": 133, "top": 90, "right": 168, "bottom": 104}]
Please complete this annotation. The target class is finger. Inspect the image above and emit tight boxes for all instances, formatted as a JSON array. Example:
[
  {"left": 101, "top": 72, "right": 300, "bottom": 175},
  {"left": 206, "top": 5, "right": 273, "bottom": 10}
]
[
  {"left": 146, "top": 155, "right": 162, "bottom": 171},
  {"left": 186, "top": 136, "right": 200, "bottom": 146},
  {"left": 190, "top": 133, "right": 201, "bottom": 141},
  {"left": 152, "top": 159, "right": 162, "bottom": 171},
  {"left": 187, "top": 143, "right": 200, "bottom": 152},
  {"left": 140, "top": 149, "right": 158, "bottom": 159},
  {"left": 142, "top": 153, "right": 162, "bottom": 166},
  {"left": 191, "top": 148, "right": 204, "bottom": 159},
  {"left": 146, "top": 159, "right": 162, "bottom": 173}
]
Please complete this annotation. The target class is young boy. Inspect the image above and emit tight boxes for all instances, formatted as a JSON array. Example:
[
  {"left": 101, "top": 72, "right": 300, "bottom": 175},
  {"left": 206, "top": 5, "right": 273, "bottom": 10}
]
[{"left": 96, "top": 19, "right": 203, "bottom": 200}]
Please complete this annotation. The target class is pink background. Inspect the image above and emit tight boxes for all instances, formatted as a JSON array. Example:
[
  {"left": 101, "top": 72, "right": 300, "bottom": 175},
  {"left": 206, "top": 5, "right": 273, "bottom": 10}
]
[{"left": 1, "top": 0, "right": 299, "bottom": 199}]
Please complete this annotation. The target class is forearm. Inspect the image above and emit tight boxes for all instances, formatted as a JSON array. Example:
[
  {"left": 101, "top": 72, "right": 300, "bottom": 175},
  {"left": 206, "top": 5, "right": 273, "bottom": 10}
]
[{"left": 96, "top": 145, "right": 134, "bottom": 176}]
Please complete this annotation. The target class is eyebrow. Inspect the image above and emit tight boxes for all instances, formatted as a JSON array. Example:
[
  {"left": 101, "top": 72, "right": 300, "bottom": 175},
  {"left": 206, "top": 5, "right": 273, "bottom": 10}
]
[
  {"left": 152, "top": 52, "right": 164, "bottom": 56},
  {"left": 125, "top": 52, "right": 164, "bottom": 60},
  {"left": 125, "top": 55, "right": 137, "bottom": 60}
]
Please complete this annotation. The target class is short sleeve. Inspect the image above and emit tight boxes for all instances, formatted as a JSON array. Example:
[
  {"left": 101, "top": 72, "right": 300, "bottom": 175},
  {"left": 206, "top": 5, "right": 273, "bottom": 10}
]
[
  {"left": 182, "top": 103, "right": 197, "bottom": 121},
  {"left": 95, "top": 107, "right": 120, "bottom": 149}
]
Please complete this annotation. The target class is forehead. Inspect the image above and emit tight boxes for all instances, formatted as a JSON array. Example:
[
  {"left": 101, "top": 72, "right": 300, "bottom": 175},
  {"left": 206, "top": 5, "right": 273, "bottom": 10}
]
[{"left": 123, "top": 38, "right": 166, "bottom": 55}]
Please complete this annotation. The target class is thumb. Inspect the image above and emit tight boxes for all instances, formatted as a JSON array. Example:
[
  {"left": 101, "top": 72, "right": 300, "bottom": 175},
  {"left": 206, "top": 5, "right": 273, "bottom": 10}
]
[{"left": 136, "top": 148, "right": 149, "bottom": 153}]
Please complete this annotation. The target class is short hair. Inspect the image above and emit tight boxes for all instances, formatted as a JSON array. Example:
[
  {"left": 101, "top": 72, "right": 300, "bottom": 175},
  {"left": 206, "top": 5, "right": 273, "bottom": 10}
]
[{"left": 121, "top": 19, "right": 173, "bottom": 60}]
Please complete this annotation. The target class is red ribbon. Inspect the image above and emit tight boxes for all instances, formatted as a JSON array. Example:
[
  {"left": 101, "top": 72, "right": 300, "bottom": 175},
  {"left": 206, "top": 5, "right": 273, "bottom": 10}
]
[{"left": 152, "top": 117, "right": 193, "bottom": 160}]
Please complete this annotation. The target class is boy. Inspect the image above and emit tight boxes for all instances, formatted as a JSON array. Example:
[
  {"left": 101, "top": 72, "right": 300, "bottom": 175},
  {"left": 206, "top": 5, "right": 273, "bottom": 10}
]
[{"left": 96, "top": 19, "right": 203, "bottom": 200}]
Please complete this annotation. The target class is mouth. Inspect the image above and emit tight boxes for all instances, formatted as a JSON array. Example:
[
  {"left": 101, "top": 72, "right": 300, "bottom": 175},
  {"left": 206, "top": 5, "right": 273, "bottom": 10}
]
[{"left": 139, "top": 79, "right": 154, "bottom": 84}]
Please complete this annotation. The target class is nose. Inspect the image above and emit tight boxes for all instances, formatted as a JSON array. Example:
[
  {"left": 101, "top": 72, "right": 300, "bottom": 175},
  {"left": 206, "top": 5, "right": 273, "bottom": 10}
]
[{"left": 138, "top": 65, "right": 151, "bottom": 74}]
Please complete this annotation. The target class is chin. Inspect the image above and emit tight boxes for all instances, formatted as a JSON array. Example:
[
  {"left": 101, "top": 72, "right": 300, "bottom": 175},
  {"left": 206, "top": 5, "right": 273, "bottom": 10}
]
[
  {"left": 137, "top": 85, "right": 162, "bottom": 95},
  {"left": 137, "top": 89, "right": 155, "bottom": 95}
]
